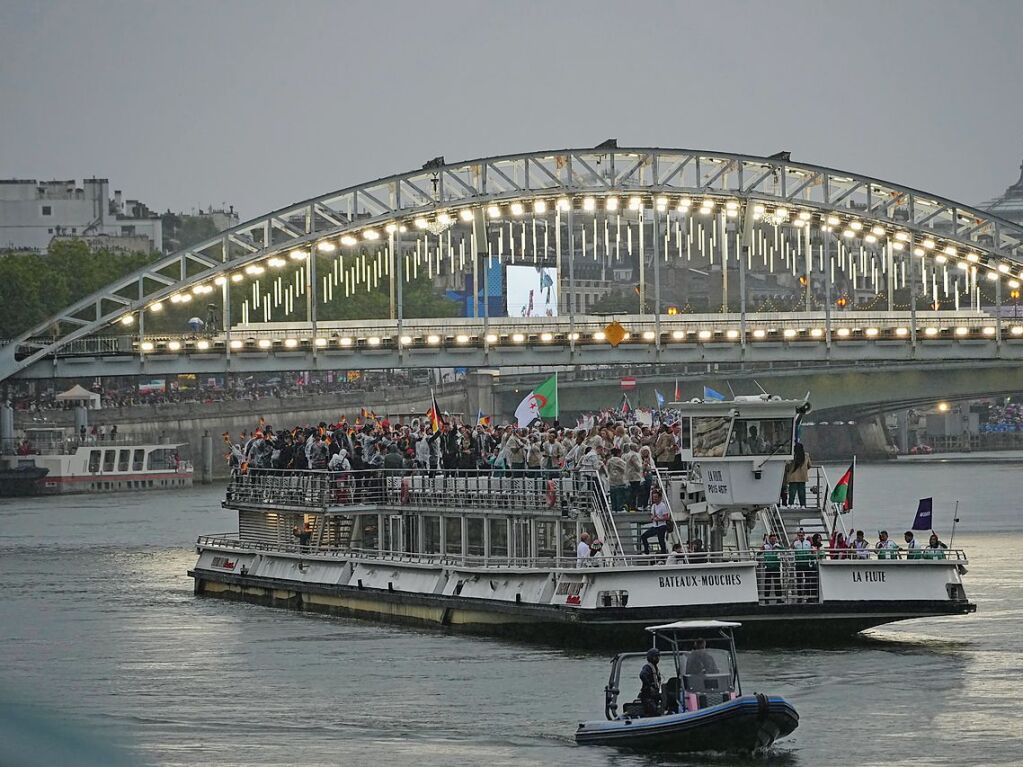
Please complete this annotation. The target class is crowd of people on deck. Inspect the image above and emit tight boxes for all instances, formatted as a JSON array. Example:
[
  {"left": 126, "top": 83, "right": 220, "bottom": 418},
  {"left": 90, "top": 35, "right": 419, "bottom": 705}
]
[{"left": 981, "top": 401, "right": 1023, "bottom": 432}]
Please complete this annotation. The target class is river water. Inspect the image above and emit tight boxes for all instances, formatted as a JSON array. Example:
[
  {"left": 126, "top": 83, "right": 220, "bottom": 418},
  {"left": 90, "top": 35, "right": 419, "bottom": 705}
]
[{"left": 1, "top": 459, "right": 1022, "bottom": 766}]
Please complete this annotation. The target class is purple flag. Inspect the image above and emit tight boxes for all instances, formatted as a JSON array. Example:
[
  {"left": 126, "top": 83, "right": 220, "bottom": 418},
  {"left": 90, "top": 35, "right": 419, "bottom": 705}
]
[{"left": 912, "top": 498, "right": 933, "bottom": 531}]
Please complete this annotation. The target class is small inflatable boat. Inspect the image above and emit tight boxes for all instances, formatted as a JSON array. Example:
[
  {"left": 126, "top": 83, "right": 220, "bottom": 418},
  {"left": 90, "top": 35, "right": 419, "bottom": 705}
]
[{"left": 575, "top": 620, "right": 798, "bottom": 753}]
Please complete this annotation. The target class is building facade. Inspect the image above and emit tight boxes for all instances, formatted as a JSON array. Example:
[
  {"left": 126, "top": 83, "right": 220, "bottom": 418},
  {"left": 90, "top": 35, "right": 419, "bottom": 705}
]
[
  {"left": 977, "top": 156, "right": 1023, "bottom": 226},
  {"left": 0, "top": 178, "right": 162, "bottom": 253}
]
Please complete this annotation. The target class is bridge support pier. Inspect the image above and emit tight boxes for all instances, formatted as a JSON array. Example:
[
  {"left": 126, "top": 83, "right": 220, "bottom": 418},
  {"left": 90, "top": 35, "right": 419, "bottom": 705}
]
[{"left": 895, "top": 410, "right": 911, "bottom": 455}]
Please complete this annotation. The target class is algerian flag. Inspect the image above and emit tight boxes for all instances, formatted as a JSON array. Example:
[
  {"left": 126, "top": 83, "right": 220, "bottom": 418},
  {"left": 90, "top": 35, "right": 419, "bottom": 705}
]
[{"left": 515, "top": 373, "right": 558, "bottom": 427}]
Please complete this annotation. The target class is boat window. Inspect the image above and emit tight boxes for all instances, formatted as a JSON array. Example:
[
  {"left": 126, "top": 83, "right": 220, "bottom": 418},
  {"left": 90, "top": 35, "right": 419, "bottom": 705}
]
[
  {"left": 512, "top": 519, "right": 530, "bottom": 560},
  {"left": 466, "top": 518, "right": 484, "bottom": 557},
  {"left": 132, "top": 449, "right": 144, "bottom": 471},
  {"left": 444, "top": 517, "right": 462, "bottom": 555},
  {"left": 422, "top": 516, "right": 441, "bottom": 554},
  {"left": 118, "top": 450, "right": 130, "bottom": 472},
  {"left": 488, "top": 518, "right": 508, "bottom": 558},
  {"left": 560, "top": 521, "right": 578, "bottom": 558},
  {"left": 682, "top": 648, "right": 735, "bottom": 686},
  {"left": 147, "top": 448, "right": 177, "bottom": 471},
  {"left": 679, "top": 418, "right": 691, "bottom": 451},
  {"left": 692, "top": 417, "right": 731, "bottom": 457},
  {"left": 536, "top": 520, "right": 557, "bottom": 559},
  {"left": 102, "top": 450, "right": 116, "bottom": 472},
  {"left": 88, "top": 450, "right": 101, "bottom": 472},
  {"left": 726, "top": 418, "right": 794, "bottom": 456}
]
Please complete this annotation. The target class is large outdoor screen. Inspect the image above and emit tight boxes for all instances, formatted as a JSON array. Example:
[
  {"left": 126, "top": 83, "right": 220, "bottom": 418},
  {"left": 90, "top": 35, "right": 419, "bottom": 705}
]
[{"left": 506, "top": 265, "right": 558, "bottom": 317}]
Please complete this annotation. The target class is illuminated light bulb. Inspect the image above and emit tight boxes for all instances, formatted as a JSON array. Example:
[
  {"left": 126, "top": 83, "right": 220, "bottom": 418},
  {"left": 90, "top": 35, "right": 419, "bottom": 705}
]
[
  {"left": 363, "top": 229, "right": 379, "bottom": 240},
  {"left": 385, "top": 223, "right": 398, "bottom": 234},
  {"left": 317, "top": 241, "right": 336, "bottom": 253},
  {"left": 702, "top": 199, "right": 716, "bottom": 209},
  {"left": 568, "top": 332, "right": 580, "bottom": 341},
  {"left": 798, "top": 210, "right": 811, "bottom": 221},
  {"left": 726, "top": 329, "right": 739, "bottom": 340},
  {"left": 168, "top": 340, "right": 181, "bottom": 351},
  {"left": 775, "top": 207, "right": 789, "bottom": 219},
  {"left": 865, "top": 234, "right": 877, "bottom": 244},
  {"left": 783, "top": 328, "right": 797, "bottom": 338},
  {"left": 827, "top": 215, "right": 840, "bottom": 226},
  {"left": 699, "top": 206, "right": 711, "bottom": 216},
  {"left": 983, "top": 326, "right": 996, "bottom": 336},
  {"left": 487, "top": 205, "right": 501, "bottom": 218},
  {"left": 986, "top": 271, "right": 999, "bottom": 281},
  {"left": 120, "top": 314, "right": 134, "bottom": 326},
  {"left": 170, "top": 294, "right": 182, "bottom": 303},
  {"left": 510, "top": 202, "right": 524, "bottom": 217},
  {"left": 231, "top": 274, "right": 243, "bottom": 283},
  {"left": 955, "top": 326, "right": 968, "bottom": 337},
  {"left": 197, "top": 340, "right": 209, "bottom": 351},
  {"left": 924, "top": 327, "right": 939, "bottom": 336},
  {"left": 966, "top": 252, "right": 979, "bottom": 263},
  {"left": 957, "top": 261, "right": 969, "bottom": 271},
  {"left": 1011, "top": 326, "right": 1023, "bottom": 336},
  {"left": 459, "top": 208, "right": 474, "bottom": 222},
  {"left": 998, "top": 263, "right": 1011, "bottom": 273},
  {"left": 935, "top": 254, "right": 947, "bottom": 264},
  {"left": 268, "top": 257, "right": 285, "bottom": 268},
  {"left": 914, "top": 247, "right": 926, "bottom": 257},
  {"left": 399, "top": 335, "right": 413, "bottom": 345},
  {"left": 810, "top": 328, "right": 823, "bottom": 338},
  {"left": 485, "top": 333, "right": 498, "bottom": 343},
  {"left": 679, "top": 198, "right": 693, "bottom": 210},
  {"left": 698, "top": 330, "right": 712, "bottom": 340},
  {"left": 843, "top": 229, "right": 855, "bottom": 239},
  {"left": 865, "top": 328, "right": 879, "bottom": 337},
  {"left": 314, "top": 337, "right": 328, "bottom": 347},
  {"left": 540, "top": 332, "right": 553, "bottom": 342},
  {"left": 628, "top": 197, "right": 641, "bottom": 211},
  {"left": 339, "top": 337, "right": 353, "bottom": 347},
  {"left": 671, "top": 330, "right": 685, "bottom": 340},
  {"left": 753, "top": 204, "right": 766, "bottom": 215},
  {"left": 593, "top": 331, "right": 606, "bottom": 341},
  {"left": 895, "top": 327, "right": 908, "bottom": 337},
  {"left": 849, "top": 220, "right": 862, "bottom": 231},
  {"left": 582, "top": 196, "right": 596, "bottom": 212},
  {"left": 511, "top": 333, "right": 525, "bottom": 344},
  {"left": 258, "top": 339, "right": 272, "bottom": 349},
  {"left": 642, "top": 330, "right": 656, "bottom": 341},
  {"left": 727, "top": 201, "right": 740, "bottom": 212},
  {"left": 895, "top": 232, "right": 910, "bottom": 242},
  {"left": 140, "top": 341, "right": 154, "bottom": 352},
  {"left": 414, "top": 217, "right": 429, "bottom": 229},
  {"left": 427, "top": 334, "right": 441, "bottom": 345},
  {"left": 290, "top": 249, "right": 308, "bottom": 260},
  {"left": 229, "top": 339, "right": 243, "bottom": 349},
  {"left": 727, "top": 209, "right": 739, "bottom": 218},
  {"left": 752, "top": 329, "right": 766, "bottom": 339},
  {"left": 533, "top": 199, "right": 547, "bottom": 214},
  {"left": 1010, "top": 279, "right": 1021, "bottom": 289},
  {"left": 944, "top": 245, "right": 957, "bottom": 256},
  {"left": 556, "top": 198, "right": 570, "bottom": 211},
  {"left": 284, "top": 338, "right": 298, "bottom": 348},
  {"left": 150, "top": 302, "right": 163, "bottom": 312},
  {"left": 437, "top": 212, "right": 452, "bottom": 226},
  {"left": 922, "top": 238, "right": 935, "bottom": 249},
  {"left": 605, "top": 197, "right": 619, "bottom": 212},
  {"left": 835, "top": 327, "right": 851, "bottom": 338},
  {"left": 455, "top": 334, "right": 470, "bottom": 344},
  {"left": 892, "top": 242, "right": 905, "bottom": 251},
  {"left": 655, "top": 196, "right": 668, "bottom": 210},
  {"left": 179, "top": 293, "right": 193, "bottom": 302},
  {"left": 367, "top": 336, "right": 381, "bottom": 346},
  {"left": 871, "top": 225, "right": 884, "bottom": 236},
  {"left": 341, "top": 234, "right": 358, "bottom": 246},
  {"left": 214, "top": 276, "right": 226, "bottom": 286}
]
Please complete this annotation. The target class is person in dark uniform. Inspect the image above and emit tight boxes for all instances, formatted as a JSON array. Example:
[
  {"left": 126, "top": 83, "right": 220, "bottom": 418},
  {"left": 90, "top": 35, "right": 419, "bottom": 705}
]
[
  {"left": 685, "top": 638, "right": 719, "bottom": 675},
  {"left": 639, "top": 648, "right": 663, "bottom": 716}
]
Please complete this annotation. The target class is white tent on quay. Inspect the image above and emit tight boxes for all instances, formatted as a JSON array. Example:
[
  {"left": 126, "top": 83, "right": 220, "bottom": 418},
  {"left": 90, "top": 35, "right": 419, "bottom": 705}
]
[{"left": 55, "top": 384, "right": 101, "bottom": 409}]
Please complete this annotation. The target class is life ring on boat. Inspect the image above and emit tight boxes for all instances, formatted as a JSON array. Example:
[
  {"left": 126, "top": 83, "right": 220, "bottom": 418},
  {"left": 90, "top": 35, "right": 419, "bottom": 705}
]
[
  {"left": 400, "top": 477, "right": 411, "bottom": 504},
  {"left": 546, "top": 479, "right": 557, "bottom": 508}
]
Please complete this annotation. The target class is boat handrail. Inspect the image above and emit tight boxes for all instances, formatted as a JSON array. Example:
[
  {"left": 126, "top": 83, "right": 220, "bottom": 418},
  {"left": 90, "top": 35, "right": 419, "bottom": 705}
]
[
  {"left": 195, "top": 535, "right": 968, "bottom": 566},
  {"left": 226, "top": 467, "right": 609, "bottom": 516}
]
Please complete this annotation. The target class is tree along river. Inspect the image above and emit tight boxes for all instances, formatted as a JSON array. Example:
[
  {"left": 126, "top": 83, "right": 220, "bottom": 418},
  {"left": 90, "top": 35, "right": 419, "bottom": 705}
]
[{"left": 0, "top": 458, "right": 1021, "bottom": 766}]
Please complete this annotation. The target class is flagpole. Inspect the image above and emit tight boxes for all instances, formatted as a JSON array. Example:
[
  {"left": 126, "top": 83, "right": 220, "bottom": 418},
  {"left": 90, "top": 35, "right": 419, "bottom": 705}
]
[{"left": 949, "top": 499, "right": 960, "bottom": 548}]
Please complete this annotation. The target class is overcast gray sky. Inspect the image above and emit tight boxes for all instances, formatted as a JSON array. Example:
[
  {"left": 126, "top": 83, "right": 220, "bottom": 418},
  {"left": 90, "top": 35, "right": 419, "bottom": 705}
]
[{"left": 2, "top": 0, "right": 1021, "bottom": 219}]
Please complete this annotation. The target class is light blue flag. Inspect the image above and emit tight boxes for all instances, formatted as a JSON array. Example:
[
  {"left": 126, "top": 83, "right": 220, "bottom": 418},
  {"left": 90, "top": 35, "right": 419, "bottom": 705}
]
[
  {"left": 704, "top": 386, "right": 726, "bottom": 401},
  {"left": 655, "top": 389, "right": 666, "bottom": 409}
]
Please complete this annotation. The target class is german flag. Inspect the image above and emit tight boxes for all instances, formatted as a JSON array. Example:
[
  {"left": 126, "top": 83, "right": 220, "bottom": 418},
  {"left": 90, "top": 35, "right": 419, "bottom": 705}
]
[{"left": 426, "top": 393, "right": 444, "bottom": 434}]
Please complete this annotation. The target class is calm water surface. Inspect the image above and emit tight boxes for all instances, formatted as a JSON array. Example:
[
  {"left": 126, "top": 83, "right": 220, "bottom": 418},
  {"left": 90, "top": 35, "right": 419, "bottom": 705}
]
[{"left": 1, "top": 460, "right": 1022, "bottom": 766}]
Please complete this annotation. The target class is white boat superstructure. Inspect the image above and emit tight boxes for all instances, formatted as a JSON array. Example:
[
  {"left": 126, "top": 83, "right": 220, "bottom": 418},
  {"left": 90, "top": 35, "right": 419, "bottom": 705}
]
[
  {"left": 190, "top": 396, "right": 974, "bottom": 641},
  {"left": 2, "top": 427, "right": 193, "bottom": 494}
]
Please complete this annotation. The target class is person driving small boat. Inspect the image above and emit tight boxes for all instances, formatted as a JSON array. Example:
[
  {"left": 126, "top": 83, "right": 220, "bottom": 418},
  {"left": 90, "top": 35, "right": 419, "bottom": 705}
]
[
  {"left": 639, "top": 648, "right": 663, "bottom": 716},
  {"left": 685, "top": 638, "right": 719, "bottom": 675}
]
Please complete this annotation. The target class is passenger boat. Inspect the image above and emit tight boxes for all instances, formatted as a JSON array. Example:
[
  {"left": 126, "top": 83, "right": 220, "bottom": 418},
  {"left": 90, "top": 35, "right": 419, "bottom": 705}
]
[
  {"left": 0, "top": 426, "right": 193, "bottom": 495},
  {"left": 189, "top": 394, "right": 975, "bottom": 642},
  {"left": 575, "top": 620, "right": 798, "bottom": 752}
]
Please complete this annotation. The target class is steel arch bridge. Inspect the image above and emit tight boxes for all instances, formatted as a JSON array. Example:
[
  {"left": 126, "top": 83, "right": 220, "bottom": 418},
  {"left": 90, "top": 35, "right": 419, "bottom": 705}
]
[{"left": 7, "top": 145, "right": 1023, "bottom": 381}]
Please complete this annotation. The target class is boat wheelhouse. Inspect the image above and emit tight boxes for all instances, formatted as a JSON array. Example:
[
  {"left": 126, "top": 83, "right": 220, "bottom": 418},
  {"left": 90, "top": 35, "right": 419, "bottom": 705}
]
[
  {"left": 190, "top": 395, "right": 974, "bottom": 642},
  {"left": 1, "top": 427, "right": 193, "bottom": 494}
]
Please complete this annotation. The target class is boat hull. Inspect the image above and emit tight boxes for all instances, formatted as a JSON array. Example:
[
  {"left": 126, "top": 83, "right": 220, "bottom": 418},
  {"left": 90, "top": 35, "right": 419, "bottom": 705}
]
[
  {"left": 189, "top": 566, "right": 975, "bottom": 645},
  {"left": 575, "top": 695, "right": 798, "bottom": 752}
]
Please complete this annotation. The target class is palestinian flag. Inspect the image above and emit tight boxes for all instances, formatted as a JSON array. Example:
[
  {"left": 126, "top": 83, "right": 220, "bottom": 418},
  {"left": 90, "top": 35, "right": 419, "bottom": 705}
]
[
  {"left": 619, "top": 393, "right": 633, "bottom": 416},
  {"left": 830, "top": 463, "right": 854, "bottom": 511},
  {"left": 427, "top": 393, "right": 444, "bottom": 434}
]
